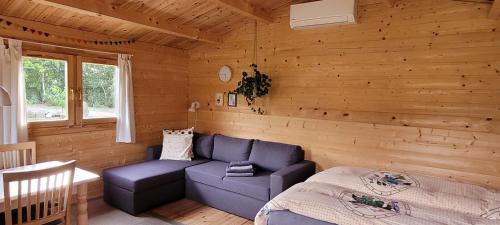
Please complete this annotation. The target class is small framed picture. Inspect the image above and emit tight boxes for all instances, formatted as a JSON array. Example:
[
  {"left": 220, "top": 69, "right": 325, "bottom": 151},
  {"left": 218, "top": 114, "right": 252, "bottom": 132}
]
[{"left": 228, "top": 93, "right": 237, "bottom": 107}]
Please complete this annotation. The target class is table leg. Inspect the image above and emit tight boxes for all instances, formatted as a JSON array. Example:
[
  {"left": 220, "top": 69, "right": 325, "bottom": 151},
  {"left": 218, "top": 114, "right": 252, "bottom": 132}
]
[{"left": 76, "top": 184, "right": 88, "bottom": 225}]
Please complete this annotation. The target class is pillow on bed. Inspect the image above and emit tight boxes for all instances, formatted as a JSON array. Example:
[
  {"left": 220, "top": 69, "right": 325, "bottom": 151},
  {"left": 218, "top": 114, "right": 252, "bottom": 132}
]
[{"left": 160, "top": 127, "right": 194, "bottom": 161}]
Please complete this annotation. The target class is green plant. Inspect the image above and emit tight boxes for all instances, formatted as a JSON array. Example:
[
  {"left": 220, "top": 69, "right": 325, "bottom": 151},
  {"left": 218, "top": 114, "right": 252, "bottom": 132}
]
[{"left": 233, "top": 64, "right": 272, "bottom": 114}]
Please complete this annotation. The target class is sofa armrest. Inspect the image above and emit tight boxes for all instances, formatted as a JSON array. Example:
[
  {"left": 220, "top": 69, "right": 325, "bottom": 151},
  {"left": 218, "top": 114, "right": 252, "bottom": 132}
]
[
  {"left": 270, "top": 160, "right": 316, "bottom": 199},
  {"left": 146, "top": 145, "right": 163, "bottom": 161}
]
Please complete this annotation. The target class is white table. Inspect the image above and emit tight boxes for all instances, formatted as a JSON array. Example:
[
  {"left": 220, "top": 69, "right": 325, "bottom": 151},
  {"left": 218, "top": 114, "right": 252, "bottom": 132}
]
[{"left": 0, "top": 161, "right": 100, "bottom": 225}]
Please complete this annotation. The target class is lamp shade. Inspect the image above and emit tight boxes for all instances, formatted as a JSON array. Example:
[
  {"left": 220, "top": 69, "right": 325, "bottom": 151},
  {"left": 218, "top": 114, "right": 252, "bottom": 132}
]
[
  {"left": 188, "top": 101, "right": 200, "bottom": 112},
  {"left": 0, "top": 85, "right": 12, "bottom": 107}
]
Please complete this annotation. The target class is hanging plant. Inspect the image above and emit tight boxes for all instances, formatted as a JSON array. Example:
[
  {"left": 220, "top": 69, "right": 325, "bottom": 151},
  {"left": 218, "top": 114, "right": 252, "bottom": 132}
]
[
  {"left": 233, "top": 64, "right": 272, "bottom": 114},
  {"left": 232, "top": 21, "right": 271, "bottom": 114}
]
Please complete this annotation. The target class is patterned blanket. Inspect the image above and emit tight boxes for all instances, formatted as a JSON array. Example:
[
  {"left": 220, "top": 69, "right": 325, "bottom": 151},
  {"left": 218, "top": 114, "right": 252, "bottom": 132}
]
[{"left": 255, "top": 167, "right": 500, "bottom": 225}]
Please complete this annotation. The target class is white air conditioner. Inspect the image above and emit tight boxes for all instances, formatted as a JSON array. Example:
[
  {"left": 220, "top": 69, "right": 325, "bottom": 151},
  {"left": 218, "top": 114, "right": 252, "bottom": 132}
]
[{"left": 290, "top": 0, "right": 357, "bottom": 30}]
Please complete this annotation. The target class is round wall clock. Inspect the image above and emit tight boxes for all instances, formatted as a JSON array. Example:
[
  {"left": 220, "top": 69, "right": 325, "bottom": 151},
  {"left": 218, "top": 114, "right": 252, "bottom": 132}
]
[{"left": 218, "top": 65, "right": 232, "bottom": 83}]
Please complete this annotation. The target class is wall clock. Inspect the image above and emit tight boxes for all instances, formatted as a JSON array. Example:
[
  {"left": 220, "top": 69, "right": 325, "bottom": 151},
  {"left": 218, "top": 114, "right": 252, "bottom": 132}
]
[{"left": 218, "top": 65, "right": 232, "bottom": 83}]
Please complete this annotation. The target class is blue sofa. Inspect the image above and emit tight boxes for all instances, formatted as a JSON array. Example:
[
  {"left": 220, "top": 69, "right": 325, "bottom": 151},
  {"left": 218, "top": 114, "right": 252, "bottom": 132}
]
[{"left": 103, "top": 134, "right": 316, "bottom": 220}]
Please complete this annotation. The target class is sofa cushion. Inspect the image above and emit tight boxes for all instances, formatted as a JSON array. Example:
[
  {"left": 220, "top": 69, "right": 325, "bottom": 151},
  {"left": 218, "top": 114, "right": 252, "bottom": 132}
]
[
  {"left": 249, "top": 140, "right": 304, "bottom": 172},
  {"left": 222, "top": 171, "right": 271, "bottom": 201},
  {"left": 193, "top": 133, "right": 214, "bottom": 159},
  {"left": 212, "top": 135, "right": 253, "bottom": 163},
  {"left": 185, "top": 161, "right": 228, "bottom": 188},
  {"left": 103, "top": 159, "right": 209, "bottom": 192},
  {"left": 160, "top": 128, "right": 194, "bottom": 161}
]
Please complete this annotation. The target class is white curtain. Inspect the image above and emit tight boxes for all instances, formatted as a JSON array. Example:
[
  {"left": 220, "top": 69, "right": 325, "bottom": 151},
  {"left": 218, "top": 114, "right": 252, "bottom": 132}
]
[
  {"left": 116, "top": 54, "right": 135, "bottom": 143},
  {"left": 0, "top": 38, "right": 27, "bottom": 144}
]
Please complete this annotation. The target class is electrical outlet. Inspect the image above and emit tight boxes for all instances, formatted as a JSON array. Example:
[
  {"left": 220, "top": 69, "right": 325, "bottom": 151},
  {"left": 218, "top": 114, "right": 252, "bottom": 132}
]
[{"left": 215, "top": 93, "right": 223, "bottom": 106}]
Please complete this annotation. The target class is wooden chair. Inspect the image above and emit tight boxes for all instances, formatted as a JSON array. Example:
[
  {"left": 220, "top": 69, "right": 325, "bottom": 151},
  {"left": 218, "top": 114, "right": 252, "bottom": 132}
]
[
  {"left": 0, "top": 142, "right": 36, "bottom": 170},
  {"left": 2, "top": 160, "right": 76, "bottom": 225}
]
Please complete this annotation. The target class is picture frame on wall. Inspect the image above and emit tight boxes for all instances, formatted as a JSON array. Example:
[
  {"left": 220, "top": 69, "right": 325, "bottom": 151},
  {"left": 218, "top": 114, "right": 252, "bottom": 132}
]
[{"left": 228, "top": 93, "right": 237, "bottom": 107}]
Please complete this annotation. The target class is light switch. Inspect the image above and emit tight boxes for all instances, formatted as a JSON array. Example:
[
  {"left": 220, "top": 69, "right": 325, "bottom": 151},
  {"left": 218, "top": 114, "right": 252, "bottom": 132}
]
[{"left": 215, "top": 93, "right": 223, "bottom": 106}]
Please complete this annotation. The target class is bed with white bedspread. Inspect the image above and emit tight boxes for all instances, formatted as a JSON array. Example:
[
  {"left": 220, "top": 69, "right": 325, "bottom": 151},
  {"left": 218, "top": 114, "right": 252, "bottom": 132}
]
[{"left": 256, "top": 167, "right": 500, "bottom": 225}]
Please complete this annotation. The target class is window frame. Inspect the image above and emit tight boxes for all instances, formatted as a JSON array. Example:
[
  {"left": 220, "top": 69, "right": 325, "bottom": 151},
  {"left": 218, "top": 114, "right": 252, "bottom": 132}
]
[
  {"left": 23, "top": 47, "right": 118, "bottom": 130},
  {"left": 78, "top": 56, "right": 118, "bottom": 126},
  {"left": 23, "top": 50, "right": 76, "bottom": 129}
]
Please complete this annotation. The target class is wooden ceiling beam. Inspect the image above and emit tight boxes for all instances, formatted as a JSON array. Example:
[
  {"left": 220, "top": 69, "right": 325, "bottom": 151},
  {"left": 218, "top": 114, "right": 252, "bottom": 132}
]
[
  {"left": 0, "top": 14, "right": 185, "bottom": 55},
  {"left": 490, "top": 0, "right": 500, "bottom": 19},
  {"left": 211, "top": 0, "right": 273, "bottom": 23},
  {"left": 29, "top": 0, "right": 221, "bottom": 44}
]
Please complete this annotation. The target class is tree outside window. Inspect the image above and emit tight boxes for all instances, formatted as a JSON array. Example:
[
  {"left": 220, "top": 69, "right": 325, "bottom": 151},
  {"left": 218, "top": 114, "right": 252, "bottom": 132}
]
[
  {"left": 22, "top": 54, "right": 118, "bottom": 125},
  {"left": 82, "top": 62, "right": 117, "bottom": 119},
  {"left": 23, "top": 57, "right": 68, "bottom": 122}
]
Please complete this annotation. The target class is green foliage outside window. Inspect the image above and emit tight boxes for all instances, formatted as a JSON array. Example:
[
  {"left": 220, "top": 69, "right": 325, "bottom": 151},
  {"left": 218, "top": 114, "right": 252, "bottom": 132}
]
[
  {"left": 23, "top": 57, "right": 66, "bottom": 107},
  {"left": 83, "top": 63, "right": 116, "bottom": 108},
  {"left": 22, "top": 57, "right": 116, "bottom": 109}
]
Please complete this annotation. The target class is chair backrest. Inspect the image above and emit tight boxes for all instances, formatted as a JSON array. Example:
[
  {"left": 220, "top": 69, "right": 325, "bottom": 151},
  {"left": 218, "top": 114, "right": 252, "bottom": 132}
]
[
  {"left": 0, "top": 142, "right": 36, "bottom": 169},
  {"left": 2, "top": 160, "right": 76, "bottom": 225}
]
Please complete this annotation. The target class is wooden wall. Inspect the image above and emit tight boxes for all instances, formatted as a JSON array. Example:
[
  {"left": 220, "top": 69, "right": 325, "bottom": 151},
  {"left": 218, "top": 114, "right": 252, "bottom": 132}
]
[
  {"left": 32, "top": 48, "right": 188, "bottom": 198},
  {"left": 188, "top": 0, "right": 500, "bottom": 189},
  {"left": 1, "top": 16, "right": 189, "bottom": 198}
]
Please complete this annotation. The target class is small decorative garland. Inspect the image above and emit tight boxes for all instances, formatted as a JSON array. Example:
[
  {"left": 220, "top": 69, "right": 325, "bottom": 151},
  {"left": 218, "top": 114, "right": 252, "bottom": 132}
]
[{"left": 0, "top": 17, "right": 136, "bottom": 45}]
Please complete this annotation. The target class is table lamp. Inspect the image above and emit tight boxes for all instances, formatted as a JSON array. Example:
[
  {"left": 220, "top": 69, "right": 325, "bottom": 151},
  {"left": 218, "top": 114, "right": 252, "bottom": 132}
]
[{"left": 188, "top": 101, "right": 200, "bottom": 112}]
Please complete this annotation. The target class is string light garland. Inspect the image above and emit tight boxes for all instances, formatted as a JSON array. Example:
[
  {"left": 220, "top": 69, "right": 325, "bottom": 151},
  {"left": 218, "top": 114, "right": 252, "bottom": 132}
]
[{"left": 0, "top": 17, "right": 136, "bottom": 46}]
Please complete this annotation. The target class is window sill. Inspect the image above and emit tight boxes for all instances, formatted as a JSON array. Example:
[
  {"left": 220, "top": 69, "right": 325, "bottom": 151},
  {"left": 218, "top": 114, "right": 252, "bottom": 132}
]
[
  {"left": 28, "top": 120, "right": 69, "bottom": 128},
  {"left": 28, "top": 119, "right": 116, "bottom": 137},
  {"left": 83, "top": 117, "right": 117, "bottom": 125}
]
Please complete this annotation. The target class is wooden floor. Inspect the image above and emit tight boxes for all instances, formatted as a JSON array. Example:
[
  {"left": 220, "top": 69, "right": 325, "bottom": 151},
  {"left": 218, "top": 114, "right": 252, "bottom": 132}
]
[{"left": 151, "top": 199, "right": 253, "bottom": 225}]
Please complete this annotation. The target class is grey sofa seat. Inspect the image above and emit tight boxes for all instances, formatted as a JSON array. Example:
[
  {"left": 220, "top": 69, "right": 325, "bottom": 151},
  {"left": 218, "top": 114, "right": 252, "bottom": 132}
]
[
  {"left": 187, "top": 160, "right": 272, "bottom": 201},
  {"left": 222, "top": 170, "right": 271, "bottom": 201},
  {"left": 104, "top": 159, "right": 209, "bottom": 192},
  {"left": 185, "top": 160, "right": 227, "bottom": 189}
]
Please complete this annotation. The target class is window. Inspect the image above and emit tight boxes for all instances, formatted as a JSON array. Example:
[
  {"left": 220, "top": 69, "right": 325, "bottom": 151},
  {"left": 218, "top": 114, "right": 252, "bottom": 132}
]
[
  {"left": 82, "top": 62, "right": 117, "bottom": 119},
  {"left": 22, "top": 49, "right": 118, "bottom": 127},
  {"left": 23, "top": 57, "right": 68, "bottom": 122}
]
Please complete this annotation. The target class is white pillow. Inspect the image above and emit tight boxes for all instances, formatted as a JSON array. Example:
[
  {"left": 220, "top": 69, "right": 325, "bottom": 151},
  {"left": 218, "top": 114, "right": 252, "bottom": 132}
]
[{"left": 160, "top": 127, "right": 194, "bottom": 161}]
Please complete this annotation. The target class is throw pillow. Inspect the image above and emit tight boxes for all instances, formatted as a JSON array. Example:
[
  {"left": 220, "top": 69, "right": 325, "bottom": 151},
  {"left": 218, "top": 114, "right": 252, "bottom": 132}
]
[{"left": 160, "top": 127, "right": 194, "bottom": 161}]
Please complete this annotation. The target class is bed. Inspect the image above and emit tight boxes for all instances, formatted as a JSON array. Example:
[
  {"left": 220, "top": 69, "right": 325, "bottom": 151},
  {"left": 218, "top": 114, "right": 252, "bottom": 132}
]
[
  {"left": 256, "top": 167, "right": 500, "bottom": 225},
  {"left": 267, "top": 210, "right": 336, "bottom": 225}
]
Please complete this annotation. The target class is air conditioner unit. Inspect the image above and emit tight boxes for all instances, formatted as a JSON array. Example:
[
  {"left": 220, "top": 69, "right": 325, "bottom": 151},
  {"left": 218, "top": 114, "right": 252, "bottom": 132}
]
[{"left": 290, "top": 0, "right": 357, "bottom": 30}]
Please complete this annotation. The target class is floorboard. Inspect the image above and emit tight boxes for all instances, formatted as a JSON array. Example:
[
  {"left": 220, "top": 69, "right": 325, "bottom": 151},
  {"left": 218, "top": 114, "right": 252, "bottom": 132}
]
[{"left": 151, "top": 199, "right": 253, "bottom": 225}]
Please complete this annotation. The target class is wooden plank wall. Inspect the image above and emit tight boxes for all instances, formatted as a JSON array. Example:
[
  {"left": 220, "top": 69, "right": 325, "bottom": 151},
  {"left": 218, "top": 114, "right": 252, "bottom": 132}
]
[
  {"left": 0, "top": 18, "right": 189, "bottom": 198},
  {"left": 188, "top": 0, "right": 500, "bottom": 189},
  {"left": 32, "top": 49, "right": 188, "bottom": 198}
]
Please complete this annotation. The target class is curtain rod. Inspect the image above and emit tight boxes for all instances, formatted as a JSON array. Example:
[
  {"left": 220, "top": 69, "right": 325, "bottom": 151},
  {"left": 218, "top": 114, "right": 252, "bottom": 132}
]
[{"left": 2, "top": 37, "right": 133, "bottom": 56}]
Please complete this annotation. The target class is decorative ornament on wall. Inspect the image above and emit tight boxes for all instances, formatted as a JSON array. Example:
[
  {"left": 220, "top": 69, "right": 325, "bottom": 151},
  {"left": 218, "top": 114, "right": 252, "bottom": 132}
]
[
  {"left": 215, "top": 93, "right": 224, "bottom": 106},
  {"left": 232, "top": 21, "right": 272, "bottom": 115},
  {"left": 228, "top": 92, "right": 237, "bottom": 107},
  {"left": 218, "top": 65, "right": 232, "bottom": 83}
]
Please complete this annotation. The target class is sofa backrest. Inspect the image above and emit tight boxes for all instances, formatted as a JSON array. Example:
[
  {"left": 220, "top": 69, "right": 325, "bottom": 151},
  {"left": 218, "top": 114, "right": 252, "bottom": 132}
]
[
  {"left": 193, "top": 133, "right": 214, "bottom": 159},
  {"left": 212, "top": 135, "right": 253, "bottom": 163},
  {"left": 249, "top": 140, "right": 304, "bottom": 172}
]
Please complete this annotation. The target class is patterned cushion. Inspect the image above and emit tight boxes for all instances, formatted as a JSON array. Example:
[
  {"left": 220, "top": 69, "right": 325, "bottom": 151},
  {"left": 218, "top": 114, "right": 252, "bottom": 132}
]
[{"left": 160, "top": 127, "right": 194, "bottom": 161}]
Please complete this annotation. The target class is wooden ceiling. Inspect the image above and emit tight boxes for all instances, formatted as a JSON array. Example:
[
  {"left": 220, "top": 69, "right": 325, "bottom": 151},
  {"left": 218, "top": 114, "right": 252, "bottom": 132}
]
[
  {"left": 0, "top": 0, "right": 304, "bottom": 49},
  {"left": 0, "top": 0, "right": 498, "bottom": 50}
]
